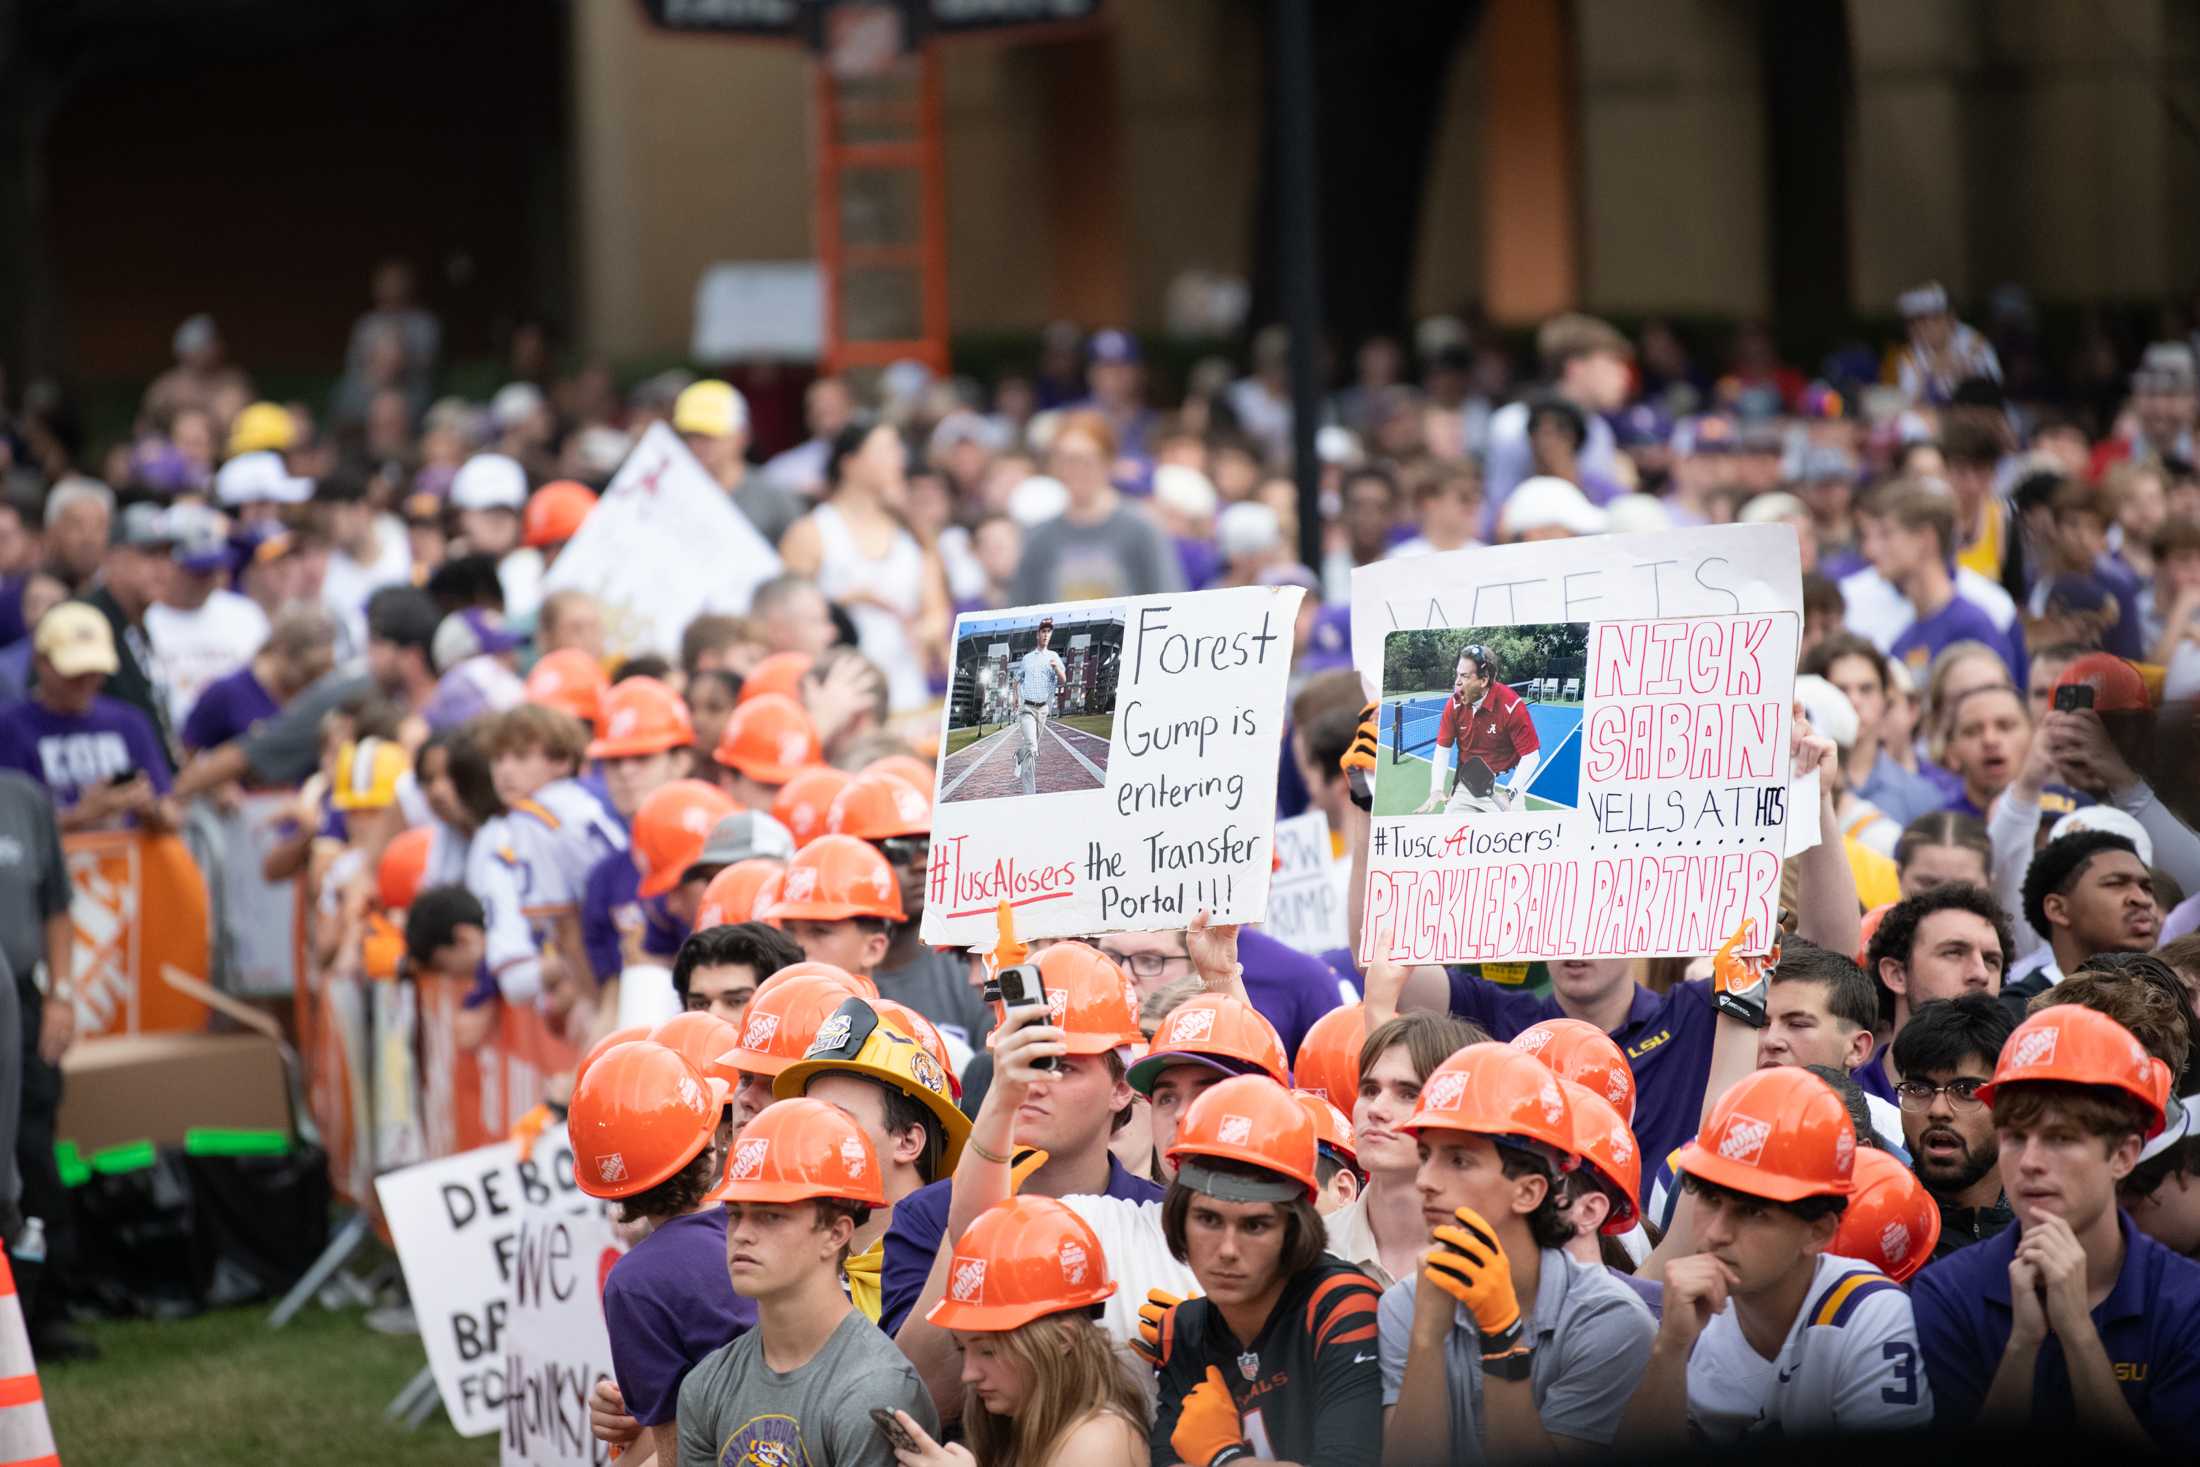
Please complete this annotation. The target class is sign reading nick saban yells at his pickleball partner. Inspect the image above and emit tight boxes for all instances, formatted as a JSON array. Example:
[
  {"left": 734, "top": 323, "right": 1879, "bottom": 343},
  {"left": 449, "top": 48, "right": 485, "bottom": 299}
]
[
  {"left": 921, "top": 585, "right": 1306, "bottom": 947},
  {"left": 1351, "top": 524, "right": 1802, "bottom": 965}
]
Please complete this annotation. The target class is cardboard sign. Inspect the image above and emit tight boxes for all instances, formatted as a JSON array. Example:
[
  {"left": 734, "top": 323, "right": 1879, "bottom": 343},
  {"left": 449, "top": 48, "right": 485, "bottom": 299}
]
[
  {"left": 500, "top": 1205, "right": 624, "bottom": 1467},
  {"left": 539, "top": 422, "right": 781, "bottom": 661},
  {"left": 64, "top": 832, "right": 211, "bottom": 1039},
  {"left": 1351, "top": 525, "right": 1801, "bottom": 964},
  {"left": 920, "top": 586, "right": 1304, "bottom": 946},
  {"left": 375, "top": 1130, "right": 594, "bottom": 1437},
  {"left": 1265, "top": 811, "right": 1350, "bottom": 956}
]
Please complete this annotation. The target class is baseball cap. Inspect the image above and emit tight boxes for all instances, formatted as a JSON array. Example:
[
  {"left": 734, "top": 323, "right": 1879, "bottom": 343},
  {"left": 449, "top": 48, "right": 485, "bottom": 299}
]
[
  {"left": 2040, "top": 574, "right": 2115, "bottom": 617},
  {"left": 1500, "top": 477, "right": 1607, "bottom": 540},
  {"left": 34, "top": 603, "right": 119, "bottom": 678},
  {"left": 450, "top": 454, "right": 528, "bottom": 513},
  {"left": 431, "top": 609, "right": 524, "bottom": 674},
  {"left": 1794, "top": 444, "right": 1858, "bottom": 482},
  {"left": 2133, "top": 343, "right": 2197, "bottom": 394},
  {"left": 1603, "top": 493, "right": 1673, "bottom": 535},
  {"left": 1218, "top": 501, "right": 1282, "bottom": 559},
  {"left": 1613, "top": 402, "right": 1674, "bottom": 449},
  {"left": 697, "top": 810, "right": 798, "bottom": 869},
  {"left": 1898, "top": 282, "right": 1950, "bottom": 319},
  {"left": 2052, "top": 652, "right": 2150, "bottom": 714},
  {"left": 1298, "top": 604, "right": 1352, "bottom": 674},
  {"left": 215, "top": 451, "right": 312, "bottom": 508},
  {"left": 116, "top": 502, "right": 175, "bottom": 551},
  {"left": 1007, "top": 475, "right": 1069, "bottom": 527},
  {"left": 1315, "top": 425, "right": 1363, "bottom": 468},
  {"left": 172, "top": 525, "right": 236, "bottom": 576},
  {"left": 2047, "top": 806, "right": 2154, "bottom": 866},
  {"left": 490, "top": 382, "right": 547, "bottom": 433},
  {"left": 1793, "top": 674, "right": 1859, "bottom": 749},
  {"left": 1739, "top": 490, "right": 1807, "bottom": 526},
  {"left": 331, "top": 737, "right": 409, "bottom": 812},
  {"left": 226, "top": 401, "right": 296, "bottom": 458},
  {"left": 174, "top": 314, "right": 218, "bottom": 360},
  {"left": 927, "top": 410, "right": 1002, "bottom": 459},
  {"left": 1087, "top": 329, "right": 1140, "bottom": 365},
  {"left": 673, "top": 380, "right": 748, "bottom": 439},
  {"left": 1150, "top": 465, "right": 1218, "bottom": 519}
]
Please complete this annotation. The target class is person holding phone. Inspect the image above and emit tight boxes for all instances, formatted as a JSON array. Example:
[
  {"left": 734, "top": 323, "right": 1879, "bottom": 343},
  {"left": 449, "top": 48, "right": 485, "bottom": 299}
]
[
  {"left": 882, "top": 1195, "right": 1148, "bottom": 1467},
  {"left": 677, "top": 1097, "right": 938, "bottom": 1467}
]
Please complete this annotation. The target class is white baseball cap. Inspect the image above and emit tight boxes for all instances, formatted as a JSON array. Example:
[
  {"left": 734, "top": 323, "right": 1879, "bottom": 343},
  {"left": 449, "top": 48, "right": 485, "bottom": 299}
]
[
  {"left": 1603, "top": 493, "right": 1673, "bottom": 535},
  {"left": 214, "top": 451, "right": 312, "bottom": 508},
  {"left": 450, "top": 453, "right": 528, "bottom": 512},
  {"left": 1007, "top": 475, "right": 1069, "bottom": 527},
  {"left": 1151, "top": 464, "right": 1219, "bottom": 519},
  {"left": 1793, "top": 674, "right": 1860, "bottom": 750},
  {"left": 2048, "top": 806, "right": 2155, "bottom": 867},
  {"left": 1500, "top": 477, "right": 1607, "bottom": 540}
]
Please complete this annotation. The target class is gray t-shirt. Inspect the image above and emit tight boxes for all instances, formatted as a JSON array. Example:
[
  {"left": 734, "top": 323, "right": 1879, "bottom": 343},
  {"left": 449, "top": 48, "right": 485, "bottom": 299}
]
[
  {"left": 875, "top": 944, "right": 994, "bottom": 1056},
  {"left": 1010, "top": 504, "right": 1184, "bottom": 605},
  {"left": 678, "top": 1305, "right": 937, "bottom": 1467},
  {"left": 242, "top": 668, "right": 375, "bottom": 786},
  {"left": 1377, "top": 1248, "right": 1655, "bottom": 1460},
  {"left": 0, "top": 772, "right": 70, "bottom": 983}
]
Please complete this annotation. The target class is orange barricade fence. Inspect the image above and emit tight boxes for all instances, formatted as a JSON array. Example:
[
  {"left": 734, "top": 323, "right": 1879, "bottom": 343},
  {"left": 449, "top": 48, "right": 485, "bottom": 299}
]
[{"left": 62, "top": 831, "right": 211, "bottom": 1040}]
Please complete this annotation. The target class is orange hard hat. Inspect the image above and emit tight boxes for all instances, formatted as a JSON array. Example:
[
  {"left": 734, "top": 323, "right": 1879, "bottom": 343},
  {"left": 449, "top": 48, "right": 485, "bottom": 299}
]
[
  {"left": 1127, "top": 994, "right": 1289, "bottom": 1094},
  {"left": 1832, "top": 1147, "right": 1942, "bottom": 1282},
  {"left": 1673, "top": 1066, "right": 1857, "bottom": 1202},
  {"left": 715, "top": 973, "right": 865, "bottom": 1078},
  {"left": 741, "top": 651, "right": 812, "bottom": 705},
  {"left": 576, "top": 1024, "right": 652, "bottom": 1087},
  {"left": 749, "top": 868, "right": 786, "bottom": 926},
  {"left": 1857, "top": 902, "right": 1894, "bottom": 970},
  {"left": 378, "top": 825, "right": 434, "bottom": 912},
  {"left": 649, "top": 1011, "right": 745, "bottom": 1086},
  {"left": 1167, "top": 1075, "right": 1318, "bottom": 1201},
  {"left": 713, "top": 693, "right": 821, "bottom": 786},
  {"left": 717, "top": 1096, "right": 886, "bottom": 1207},
  {"left": 1405, "top": 1043, "right": 1578, "bottom": 1166},
  {"left": 1016, "top": 943, "right": 1143, "bottom": 1055},
  {"left": 1293, "top": 1089, "right": 1358, "bottom": 1170},
  {"left": 757, "top": 961, "right": 880, "bottom": 1000},
  {"left": 569, "top": 1041, "right": 729, "bottom": 1200},
  {"left": 873, "top": 998, "right": 960, "bottom": 1096},
  {"left": 926, "top": 1195, "right": 1115, "bottom": 1332},
  {"left": 862, "top": 753, "right": 937, "bottom": 797},
  {"left": 766, "top": 834, "right": 905, "bottom": 923},
  {"left": 772, "top": 765, "right": 855, "bottom": 849},
  {"left": 1976, "top": 1005, "right": 2169, "bottom": 1137},
  {"left": 1510, "top": 1017, "right": 1637, "bottom": 1124},
  {"left": 826, "top": 771, "right": 931, "bottom": 841},
  {"left": 523, "top": 479, "right": 597, "bottom": 548},
  {"left": 525, "top": 648, "right": 609, "bottom": 725},
  {"left": 632, "top": 780, "right": 740, "bottom": 899},
  {"left": 588, "top": 676, "right": 694, "bottom": 760},
  {"left": 1558, "top": 1079, "right": 1640, "bottom": 1234},
  {"left": 1292, "top": 1002, "right": 1364, "bottom": 1112},
  {"left": 695, "top": 858, "right": 787, "bottom": 931}
]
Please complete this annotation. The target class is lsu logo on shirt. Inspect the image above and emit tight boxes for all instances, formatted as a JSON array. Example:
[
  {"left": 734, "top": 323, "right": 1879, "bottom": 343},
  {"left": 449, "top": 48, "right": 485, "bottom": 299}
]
[{"left": 720, "top": 1412, "right": 810, "bottom": 1467}]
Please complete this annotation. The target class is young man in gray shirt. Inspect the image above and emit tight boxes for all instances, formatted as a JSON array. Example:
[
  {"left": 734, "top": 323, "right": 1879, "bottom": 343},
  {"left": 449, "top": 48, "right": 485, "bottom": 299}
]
[{"left": 678, "top": 1098, "right": 937, "bottom": 1467}]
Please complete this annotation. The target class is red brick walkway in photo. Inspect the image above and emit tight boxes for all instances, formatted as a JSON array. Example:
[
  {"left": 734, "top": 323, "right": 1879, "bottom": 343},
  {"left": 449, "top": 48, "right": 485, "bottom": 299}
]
[{"left": 940, "top": 720, "right": 1110, "bottom": 802}]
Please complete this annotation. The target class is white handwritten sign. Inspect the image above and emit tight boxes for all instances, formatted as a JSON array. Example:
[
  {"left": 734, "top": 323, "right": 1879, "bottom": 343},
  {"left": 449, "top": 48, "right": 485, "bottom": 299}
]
[
  {"left": 539, "top": 421, "right": 781, "bottom": 661},
  {"left": 1265, "top": 811, "right": 1349, "bottom": 956},
  {"left": 500, "top": 1205, "right": 624, "bottom": 1467},
  {"left": 1352, "top": 525, "right": 1802, "bottom": 964},
  {"left": 374, "top": 1132, "right": 594, "bottom": 1437},
  {"left": 920, "top": 586, "right": 1305, "bottom": 946}
]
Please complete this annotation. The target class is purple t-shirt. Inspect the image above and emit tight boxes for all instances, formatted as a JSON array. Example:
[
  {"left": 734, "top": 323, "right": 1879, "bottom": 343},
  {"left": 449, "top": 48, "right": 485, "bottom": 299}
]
[
  {"left": 1239, "top": 928, "right": 1345, "bottom": 1059},
  {"left": 1444, "top": 973, "right": 1717, "bottom": 1172},
  {"left": 880, "top": 1154, "right": 1163, "bottom": 1335},
  {"left": 1890, "top": 597, "right": 2025, "bottom": 687},
  {"left": 602, "top": 1207, "right": 757, "bottom": 1427},
  {"left": 0, "top": 696, "right": 173, "bottom": 811},
  {"left": 181, "top": 665, "right": 281, "bottom": 752}
]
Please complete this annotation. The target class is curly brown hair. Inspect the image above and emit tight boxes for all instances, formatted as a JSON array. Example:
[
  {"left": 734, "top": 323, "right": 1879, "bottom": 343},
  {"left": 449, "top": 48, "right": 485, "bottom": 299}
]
[{"left": 616, "top": 1143, "right": 720, "bottom": 1225}]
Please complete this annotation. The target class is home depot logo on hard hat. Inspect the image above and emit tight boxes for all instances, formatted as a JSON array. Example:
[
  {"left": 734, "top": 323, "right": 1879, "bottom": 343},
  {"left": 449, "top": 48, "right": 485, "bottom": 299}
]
[
  {"left": 1059, "top": 1238, "right": 1089, "bottom": 1286},
  {"left": 1170, "top": 1009, "right": 1216, "bottom": 1045},
  {"left": 785, "top": 867, "right": 819, "bottom": 901},
  {"left": 1514, "top": 1026, "right": 1553, "bottom": 1056},
  {"left": 733, "top": 1137, "right": 770, "bottom": 1180},
  {"left": 951, "top": 1257, "right": 987, "bottom": 1302},
  {"left": 1537, "top": 1077, "right": 1566, "bottom": 1124},
  {"left": 839, "top": 1134, "right": 867, "bottom": 1177},
  {"left": 2009, "top": 1028, "right": 2058, "bottom": 1072},
  {"left": 599, "top": 1153, "right": 628, "bottom": 1185},
  {"left": 779, "top": 732, "right": 809, "bottom": 768},
  {"left": 1607, "top": 1123, "right": 1634, "bottom": 1167},
  {"left": 1218, "top": 1114, "right": 1252, "bottom": 1146},
  {"left": 1716, "top": 1114, "right": 1772, "bottom": 1166},
  {"left": 744, "top": 1013, "right": 781, "bottom": 1050},
  {"left": 1881, "top": 1221, "right": 1913, "bottom": 1268},
  {"left": 1423, "top": 1072, "right": 1469, "bottom": 1114}
]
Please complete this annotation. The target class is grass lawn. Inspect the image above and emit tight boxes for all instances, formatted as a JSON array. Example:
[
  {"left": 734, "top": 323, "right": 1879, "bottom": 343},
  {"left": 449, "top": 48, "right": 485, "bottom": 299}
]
[
  {"left": 943, "top": 724, "right": 997, "bottom": 755},
  {"left": 44, "top": 1306, "right": 488, "bottom": 1467},
  {"left": 1054, "top": 713, "right": 1113, "bottom": 739}
]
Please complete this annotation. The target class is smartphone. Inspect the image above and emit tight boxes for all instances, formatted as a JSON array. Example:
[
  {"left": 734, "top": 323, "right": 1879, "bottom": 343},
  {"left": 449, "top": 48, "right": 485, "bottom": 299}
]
[
  {"left": 871, "top": 1408, "right": 918, "bottom": 1453},
  {"left": 2053, "top": 683, "right": 2094, "bottom": 712},
  {"left": 994, "top": 962, "right": 1061, "bottom": 1073}
]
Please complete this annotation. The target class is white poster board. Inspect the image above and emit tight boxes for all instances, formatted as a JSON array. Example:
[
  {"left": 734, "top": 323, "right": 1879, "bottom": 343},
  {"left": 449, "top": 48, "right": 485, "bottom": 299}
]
[
  {"left": 500, "top": 1205, "right": 625, "bottom": 1467},
  {"left": 1264, "top": 811, "right": 1350, "bottom": 956},
  {"left": 692, "top": 262, "right": 825, "bottom": 361},
  {"left": 374, "top": 1131, "right": 593, "bottom": 1437},
  {"left": 919, "top": 586, "right": 1305, "bottom": 947},
  {"left": 1350, "top": 525, "right": 1802, "bottom": 965},
  {"left": 539, "top": 421, "right": 781, "bottom": 660}
]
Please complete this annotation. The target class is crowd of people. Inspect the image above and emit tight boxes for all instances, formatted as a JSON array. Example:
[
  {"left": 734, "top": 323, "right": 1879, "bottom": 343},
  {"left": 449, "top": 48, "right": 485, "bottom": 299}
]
[{"left": 2, "top": 266, "right": 2200, "bottom": 1461}]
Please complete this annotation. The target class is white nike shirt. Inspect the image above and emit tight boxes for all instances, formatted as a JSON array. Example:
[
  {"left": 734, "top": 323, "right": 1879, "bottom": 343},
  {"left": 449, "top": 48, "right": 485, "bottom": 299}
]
[{"left": 1686, "top": 1253, "right": 1934, "bottom": 1441}]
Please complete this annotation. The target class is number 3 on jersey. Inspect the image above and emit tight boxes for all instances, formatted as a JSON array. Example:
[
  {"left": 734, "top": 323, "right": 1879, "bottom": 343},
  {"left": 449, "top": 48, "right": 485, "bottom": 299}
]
[{"left": 1880, "top": 1341, "right": 1918, "bottom": 1405}]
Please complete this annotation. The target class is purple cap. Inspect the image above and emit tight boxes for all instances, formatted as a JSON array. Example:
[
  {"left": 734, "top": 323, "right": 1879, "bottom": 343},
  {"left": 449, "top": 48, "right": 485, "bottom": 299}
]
[
  {"left": 2042, "top": 575, "right": 2114, "bottom": 615},
  {"left": 1613, "top": 402, "right": 1674, "bottom": 449},
  {"left": 1088, "top": 329, "right": 1141, "bottom": 365},
  {"left": 1298, "top": 604, "right": 1353, "bottom": 673},
  {"left": 431, "top": 608, "right": 525, "bottom": 674}
]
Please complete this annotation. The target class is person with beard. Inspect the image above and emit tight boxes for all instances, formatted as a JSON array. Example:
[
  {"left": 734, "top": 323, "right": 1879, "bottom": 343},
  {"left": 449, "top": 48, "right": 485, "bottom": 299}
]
[{"left": 1891, "top": 994, "right": 2019, "bottom": 1264}]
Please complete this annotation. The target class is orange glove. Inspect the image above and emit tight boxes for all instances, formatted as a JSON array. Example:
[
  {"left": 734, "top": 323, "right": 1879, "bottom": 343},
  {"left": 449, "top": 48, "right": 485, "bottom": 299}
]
[
  {"left": 510, "top": 1102, "right": 557, "bottom": 1163},
  {"left": 1170, "top": 1364, "right": 1251, "bottom": 1467},
  {"left": 1710, "top": 915, "right": 1783, "bottom": 1027},
  {"left": 1424, "top": 1207, "right": 1529, "bottom": 1369},
  {"left": 1009, "top": 1146, "right": 1050, "bottom": 1193},
  {"left": 1132, "top": 1288, "right": 1185, "bottom": 1368},
  {"left": 1342, "top": 703, "right": 1379, "bottom": 811}
]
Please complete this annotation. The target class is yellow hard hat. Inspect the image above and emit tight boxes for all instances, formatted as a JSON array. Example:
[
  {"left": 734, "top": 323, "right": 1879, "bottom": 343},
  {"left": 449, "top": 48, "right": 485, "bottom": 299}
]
[
  {"left": 773, "top": 997, "right": 969, "bottom": 1175},
  {"left": 227, "top": 401, "right": 297, "bottom": 458},
  {"left": 673, "top": 380, "right": 745, "bottom": 440},
  {"left": 331, "top": 737, "right": 409, "bottom": 812}
]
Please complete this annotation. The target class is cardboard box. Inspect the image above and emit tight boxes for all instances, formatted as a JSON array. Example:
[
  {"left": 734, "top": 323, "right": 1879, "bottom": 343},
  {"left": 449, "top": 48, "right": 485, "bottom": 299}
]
[{"left": 59, "top": 1032, "right": 292, "bottom": 1154}]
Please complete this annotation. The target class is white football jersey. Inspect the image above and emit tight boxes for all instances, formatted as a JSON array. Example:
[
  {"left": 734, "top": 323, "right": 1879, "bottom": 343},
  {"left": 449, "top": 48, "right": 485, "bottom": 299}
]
[
  {"left": 1056, "top": 1193, "right": 1201, "bottom": 1346},
  {"left": 1686, "top": 1253, "right": 1933, "bottom": 1441}
]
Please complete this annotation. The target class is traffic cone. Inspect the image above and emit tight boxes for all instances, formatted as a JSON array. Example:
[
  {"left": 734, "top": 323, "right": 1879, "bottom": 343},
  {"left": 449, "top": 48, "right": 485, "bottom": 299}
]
[{"left": 0, "top": 1253, "right": 58, "bottom": 1465}]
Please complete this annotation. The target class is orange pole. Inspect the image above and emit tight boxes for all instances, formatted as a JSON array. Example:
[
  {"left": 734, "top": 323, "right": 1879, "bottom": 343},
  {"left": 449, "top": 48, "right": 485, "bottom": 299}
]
[{"left": 915, "top": 45, "right": 952, "bottom": 373}]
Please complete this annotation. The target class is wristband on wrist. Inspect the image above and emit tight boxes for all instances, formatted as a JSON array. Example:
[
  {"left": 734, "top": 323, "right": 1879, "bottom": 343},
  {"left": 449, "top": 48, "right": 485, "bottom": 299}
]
[
  {"left": 1207, "top": 1444, "right": 1253, "bottom": 1467},
  {"left": 1481, "top": 1343, "right": 1535, "bottom": 1381},
  {"left": 969, "top": 1137, "right": 1011, "bottom": 1165},
  {"left": 1713, "top": 990, "right": 1768, "bottom": 1028}
]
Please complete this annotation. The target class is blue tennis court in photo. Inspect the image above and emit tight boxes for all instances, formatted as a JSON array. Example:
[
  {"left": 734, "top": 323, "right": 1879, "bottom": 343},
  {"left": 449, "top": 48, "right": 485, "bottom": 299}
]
[{"left": 1378, "top": 694, "right": 1584, "bottom": 812}]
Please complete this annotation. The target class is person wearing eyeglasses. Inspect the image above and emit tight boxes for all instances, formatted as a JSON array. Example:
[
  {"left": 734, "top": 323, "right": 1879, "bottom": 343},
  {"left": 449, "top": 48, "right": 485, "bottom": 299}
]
[
  {"left": 1416, "top": 644, "right": 1540, "bottom": 815},
  {"left": 1889, "top": 993, "right": 2018, "bottom": 1265},
  {"left": 1102, "top": 925, "right": 1344, "bottom": 1058}
]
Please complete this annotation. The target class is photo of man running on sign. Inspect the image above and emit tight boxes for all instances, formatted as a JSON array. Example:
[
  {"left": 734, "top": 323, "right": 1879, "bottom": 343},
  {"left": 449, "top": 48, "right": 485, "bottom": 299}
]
[
  {"left": 1372, "top": 623, "right": 1588, "bottom": 817},
  {"left": 1014, "top": 617, "right": 1068, "bottom": 796}
]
